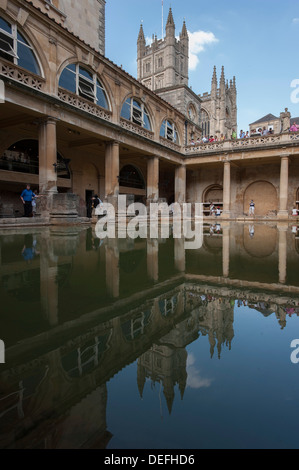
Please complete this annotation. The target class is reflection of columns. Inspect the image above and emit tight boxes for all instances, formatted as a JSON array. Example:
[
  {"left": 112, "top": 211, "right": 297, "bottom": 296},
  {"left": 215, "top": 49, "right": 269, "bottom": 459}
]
[
  {"left": 40, "top": 238, "right": 58, "bottom": 327},
  {"left": 147, "top": 157, "right": 159, "bottom": 202},
  {"left": 222, "top": 161, "right": 231, "bottom": 218},
  {"left": 174, "top": 238, "right": 185, "bottom": 272},
  {"left": 222, "top": 224, "right": 230, "bottom": 277},
  {"left": 175, "top": 165, "right": 186, "bottom": 204},
  {"left": 38, "top": 118, "right": 58, "bottom": 194},
  {"left": 147, "top": 239, "right": 159, "bottom": 281},
  {"left": 278, "top": 156, "right": 289, "bottom": 219},
  {"left": 105, "top": 243, "right": 119, "bottom": 298},
  {"left": 105, "top": 141, "right": 119, "bottom": 204},
  {"left": 278, "top": 225, "right": 288, "bottom": 284}
]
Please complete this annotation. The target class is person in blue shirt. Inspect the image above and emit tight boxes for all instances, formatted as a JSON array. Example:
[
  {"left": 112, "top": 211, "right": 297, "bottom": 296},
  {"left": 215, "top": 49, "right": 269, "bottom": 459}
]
[{"left": 20, "top": 184, "right": 36, "bottom": 217}]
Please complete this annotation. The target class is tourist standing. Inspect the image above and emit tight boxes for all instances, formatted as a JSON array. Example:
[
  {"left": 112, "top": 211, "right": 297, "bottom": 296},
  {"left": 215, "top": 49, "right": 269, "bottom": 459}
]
[
  {"left": 249, "top": 200, "right": 255, "bottom": 216},
  {"left": 231, "top": 129, "right": 237, "bottom": 139},
  {"left": 20, "top": 184, "right": 36, "bottom": 217}
]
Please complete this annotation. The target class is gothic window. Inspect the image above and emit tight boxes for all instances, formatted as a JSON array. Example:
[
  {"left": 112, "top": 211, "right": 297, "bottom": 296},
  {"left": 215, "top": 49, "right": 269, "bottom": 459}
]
[
  {"left": 160, "top": 120, "right": 179, "bottom": 143},
  {"left": 145, "top": 62, "right": 151, "bottom": 73},
  {"left": 59, "top": 63, "right": 109, "bottom": 108},
  {"left": 188, "top": 104, "right": 196, "bottom": 122},
  {"left": 0, "top": 16, "right": 41, "bottom": 75},
  {"left": 201, "top": 109, "right": 210, "bottom": 137},
  {"left": 157, "top": 56, "right": 163, "bottom": 68},
  {"left": 120, "top": 97, "right": 151, "bottom": 130}
]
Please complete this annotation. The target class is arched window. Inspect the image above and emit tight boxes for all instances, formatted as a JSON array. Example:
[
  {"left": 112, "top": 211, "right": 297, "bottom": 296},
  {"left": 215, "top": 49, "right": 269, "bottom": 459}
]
[
  {"left": 201, "top": 109, "right": 210, "bottom": 137},
  {"left": 121, "top": 97, "right": 151, "bottom": 130},
  {"left": 160, "top": 119, "right": 179, "bottom": 143},
  {"left": 59, "top": 63, "right": 109, "bottom": 108},
  {"left": 0, "top": 16, "right": 41, "bottom": 75},
  {"left": 119, "top": 165, "right": 145, "bottom": 189}
]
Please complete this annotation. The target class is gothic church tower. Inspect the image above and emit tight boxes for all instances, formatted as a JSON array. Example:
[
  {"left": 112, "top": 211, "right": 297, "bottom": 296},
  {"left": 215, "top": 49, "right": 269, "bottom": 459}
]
[{"left": 137, "top": 8, "right": 189, "bottom": 91}]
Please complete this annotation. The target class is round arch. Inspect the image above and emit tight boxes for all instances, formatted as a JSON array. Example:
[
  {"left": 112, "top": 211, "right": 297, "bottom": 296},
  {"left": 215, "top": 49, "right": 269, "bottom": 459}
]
[
  {"left": 244, "top": 181, "right": 278, "bottom": 216},
  {"left": 159, "top": 116, "right": 180, "bottom": 144},
  {"left": 0, "top": 12, "right": 46, "bottom": 77},
  {"left": 0, "top": 139, "right": 69, "bottom": 178},
  {"left": 203, "top": 185, "right": 223, "bottom": 204},
  {"left": 119, "top": 164, "right": 146, "bottom": 190},
  {"left": 120, "top": 94, "right": 154, "bottom": 132},
  {"left": 57, "top": 59, "right": 112, "bottom": 110},
  {"left": 187, "top": 102, "right": 198, "bottom": 122}
]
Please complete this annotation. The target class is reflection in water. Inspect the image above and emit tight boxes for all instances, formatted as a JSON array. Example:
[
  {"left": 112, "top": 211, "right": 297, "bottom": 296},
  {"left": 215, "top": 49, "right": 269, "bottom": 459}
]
[{"left": 0, "top": 223, "right": 299, "bottom": 448}]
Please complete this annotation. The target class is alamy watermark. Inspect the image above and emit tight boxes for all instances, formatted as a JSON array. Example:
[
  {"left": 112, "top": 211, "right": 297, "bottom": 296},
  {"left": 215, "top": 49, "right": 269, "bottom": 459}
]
[
  {"left": 94, "top": 196, "right": 205, "bottom": 250},
  {"left": 0, "top": 340, "right": 5, "bottom": 364},
  {"left": 290, "top": 339, "right": 299, "bottom": 364}
]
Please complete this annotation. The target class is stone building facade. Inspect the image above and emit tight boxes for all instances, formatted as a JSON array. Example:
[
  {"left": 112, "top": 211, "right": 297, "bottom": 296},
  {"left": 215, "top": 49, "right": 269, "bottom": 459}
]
[
  {"left": 0, "top": 0, "right": 299, "bottom": 221},
  {"left": 137, "top": 8, "right": 237, "bottom": 140}
]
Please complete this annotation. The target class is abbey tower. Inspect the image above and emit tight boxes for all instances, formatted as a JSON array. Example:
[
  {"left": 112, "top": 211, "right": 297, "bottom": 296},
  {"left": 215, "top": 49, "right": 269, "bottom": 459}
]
[{"left": 137, "top": 8, "right": 237, "bottom": 139}]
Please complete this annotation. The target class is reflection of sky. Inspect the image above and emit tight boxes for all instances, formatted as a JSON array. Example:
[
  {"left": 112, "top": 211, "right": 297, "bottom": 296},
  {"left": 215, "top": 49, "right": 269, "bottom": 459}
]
[{"left": 187, "top": 353, "right": 213, "bottom": 389}]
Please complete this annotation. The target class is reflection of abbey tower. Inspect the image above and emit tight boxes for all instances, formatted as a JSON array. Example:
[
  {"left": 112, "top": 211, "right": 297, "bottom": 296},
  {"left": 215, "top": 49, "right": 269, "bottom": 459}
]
[
  {"left": 137, "top": 294, "right": 235, "bottom": 414},
  {"left": 137, "top": 8, "right": 237, "bottom": 139},
  {"left": 137, "top": 344, "right": 188, "bottom": 415}
]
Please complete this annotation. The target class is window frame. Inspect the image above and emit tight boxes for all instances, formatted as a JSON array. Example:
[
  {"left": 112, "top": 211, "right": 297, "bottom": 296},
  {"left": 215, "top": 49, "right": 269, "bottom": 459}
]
[
  {"left": 160, "top": 119, "right": 179, "bottom": 144},
  {"left": 0, "top": 17, "right": 41, "bottom": 75},
  {"left": 59, "top": 63, "right": 109, "bottom": 108},
  {"left": 121, "top": 97, "right": 152, "bottom": 131}
]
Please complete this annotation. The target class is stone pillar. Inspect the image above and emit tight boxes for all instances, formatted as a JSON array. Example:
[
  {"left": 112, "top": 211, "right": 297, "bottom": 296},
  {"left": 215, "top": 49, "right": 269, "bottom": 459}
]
[
  {"left": 147, "top": 157, "right": 159, "bottom": 203},
  {"left": 174, "top": 238, "right": 185, "bottom": 272},
  {"left": 40, "top": 234, "right": 58, "bottom": 327},
  {"left": 278, "top": 224, "right": 288, "bottom": 284},
  {"left": 278, "top": 156, "right": 289, "bottom": 219},
  {"left": 105, "top": 242, "right": 119, "bottom": 298},
  {"left": 175, "top": 165, "right": 186, "bottom": 204},
  {"left": 222, "top": 161, "right": 231, "bottom": 218},
  {"left": 38, "top": 118, "right": 58, "bottom": 194},
  {"left": 105, "top": 141, "right": 119, "bottom": 207},
  {"left": 147, "top": 239, "right": 159, "bottom": 282},
  {"left": 222, "top": 223, "right": 230, "bottom": 278}
]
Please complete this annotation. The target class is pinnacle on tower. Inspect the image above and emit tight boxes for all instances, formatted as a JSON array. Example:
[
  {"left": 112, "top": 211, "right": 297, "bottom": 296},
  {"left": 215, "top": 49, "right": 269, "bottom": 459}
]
[
  {"left": 137, "top": 23, "right": 145, "bottom": 45},
  {"left": 212, "top": 65, "right": 217, "bottom": 84},
  {"left": 233, "top": 76, "right": 236, "bottom": 89},
  {"left": 166, "top": 7, "right": 175, "bottom": 36},
  {"left": 220, "top": 66, "right": 225, "bottom": 85},
  {"left": 180, "top": 20, "right": 188, "bottom": 38},
  {"left": 166, "top": 7, "right": 175, "bottom": 26}
]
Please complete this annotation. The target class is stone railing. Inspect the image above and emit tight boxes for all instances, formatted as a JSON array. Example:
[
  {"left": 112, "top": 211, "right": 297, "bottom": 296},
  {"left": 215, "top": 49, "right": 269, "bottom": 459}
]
[
  {"left": 120, "top": 118, "right": 154, "bottom": 140},
  {"left": 58, "top": 88, "right": 112, "bottom": 122},
  {"left": 0, "top": 59, "right": 46, "bottom": 92},
  {"left": 159, "top": 136, "right": 182, "bottom": 152},
  {"left": 185, "top": 131, "right": 299, "bottom": 155}
]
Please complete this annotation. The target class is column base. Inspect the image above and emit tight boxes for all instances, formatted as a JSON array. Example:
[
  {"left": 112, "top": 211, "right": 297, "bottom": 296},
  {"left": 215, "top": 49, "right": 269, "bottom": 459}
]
[{"left": 277, "top": 210, "right": 289, "bottom": 219}]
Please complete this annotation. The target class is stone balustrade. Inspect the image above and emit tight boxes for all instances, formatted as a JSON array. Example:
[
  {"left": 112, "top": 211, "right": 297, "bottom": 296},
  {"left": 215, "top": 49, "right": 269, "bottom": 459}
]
[
  {"left": 185, "top": 131, "right": 299, "bottom": 155},
  {"left": 0, "top": 58, "right": 46, "bottom": 92}
]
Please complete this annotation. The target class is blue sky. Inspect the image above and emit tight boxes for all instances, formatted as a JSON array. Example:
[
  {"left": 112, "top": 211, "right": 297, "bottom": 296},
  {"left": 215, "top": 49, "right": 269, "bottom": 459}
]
[{"left": 106, "top": 0, "right": 299, "bottom": 132}]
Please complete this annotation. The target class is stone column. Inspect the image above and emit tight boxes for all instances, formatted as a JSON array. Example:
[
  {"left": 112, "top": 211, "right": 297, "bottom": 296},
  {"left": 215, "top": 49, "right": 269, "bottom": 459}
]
[
  {"left": 175, "top": 165, "right": 186, "bottom": 204},
  {"left": 105, "top": 141, "right": 119, "bottom": 207},
  {"left": 278, "top": 224, "right": 288, "bottom": 284},
  {"left": 38, "top": 118, "right": 58, "bottom": 194},
  {"left": 40, "top": 234, "right": 58, "bottom": 327},
  {"left": 278, "top": 156, "right": 289, "bottom": 219},
  {"left": 174, "top": 238, "right": 185, "bottom": 272},
  {"left": 147, "top": 239, "right": 159, "bottom": 282},
  {"left": 105, "top": 241, "right": 119, "bottom": 298},
  {"left": 222, "top": 161, "right": 231, "bottom": 218},
  {"left": 222, "top": 223, "right": 230, "bottom": 278},
  {"left": 147, "top": 157, "right": 159, "bottom": 203}
]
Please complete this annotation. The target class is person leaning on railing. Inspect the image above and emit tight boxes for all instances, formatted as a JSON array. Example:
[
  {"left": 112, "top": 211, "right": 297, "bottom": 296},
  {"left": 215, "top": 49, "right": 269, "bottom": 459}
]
[{"left": 290, "top": 122, "right": 299, "bottom": 132}]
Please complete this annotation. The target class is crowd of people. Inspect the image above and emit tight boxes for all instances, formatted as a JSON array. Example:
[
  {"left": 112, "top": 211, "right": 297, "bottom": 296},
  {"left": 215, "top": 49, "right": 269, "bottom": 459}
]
[{"left": 189, "top": 121, "right": 299, "bottom": 146}]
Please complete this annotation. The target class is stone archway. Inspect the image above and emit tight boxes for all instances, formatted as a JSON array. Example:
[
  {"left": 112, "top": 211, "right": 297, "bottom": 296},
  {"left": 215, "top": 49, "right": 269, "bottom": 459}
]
[
  {"left": 244, "top": 181, "right": 278, "bottom": 216},
  {"left": 203, "top": 185, "right": 223, "bottom": 203}
]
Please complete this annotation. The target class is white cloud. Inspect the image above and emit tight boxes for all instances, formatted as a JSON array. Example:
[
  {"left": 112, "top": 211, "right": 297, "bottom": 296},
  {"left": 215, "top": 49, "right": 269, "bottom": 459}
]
[
  {"left": 292, "top": 18, "right": 299, "bottom": 24},
  {"left": 188, "top": 30, "right": 218, "bottom": 71},
  {"left": 186, "top": 353, "right": 213, "bottom": 389}
]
